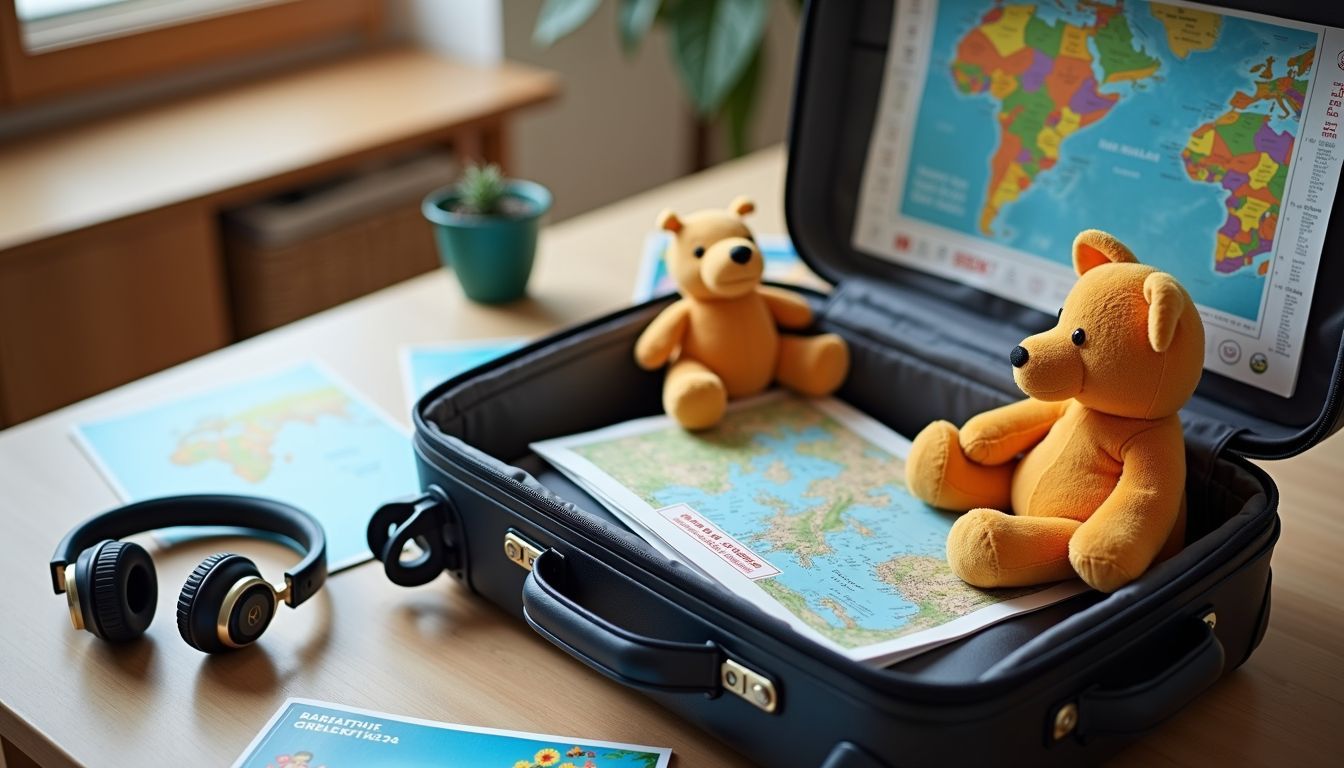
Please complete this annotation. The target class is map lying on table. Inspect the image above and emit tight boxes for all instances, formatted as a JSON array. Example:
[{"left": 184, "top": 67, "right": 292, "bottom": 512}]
[
  {"left": 854, "top": 0, "right": 1344, "bottom": 398},
  {"left": 532, "top": 394, "right": 1082, "bottom": 665},
  {"left": 74, "top": 362, "right": 420, "bottom": 570},
  {"left": 399, "top": 337, "right": 526, "bottom": 409}
]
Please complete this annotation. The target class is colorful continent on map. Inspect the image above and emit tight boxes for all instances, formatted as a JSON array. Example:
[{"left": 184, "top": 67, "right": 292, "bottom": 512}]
[
  {"left": 1181, "top": 49, "right": 1314, "bottom": 276},
  {"left": 169, "top": 387, "right": 351, "bottom": 482},
  {"left": 950, "top": 1, "right": 1159, "bottom": 235},
  {"left": 1148, "top": 2, "right": 1220, "bottom": 60}
]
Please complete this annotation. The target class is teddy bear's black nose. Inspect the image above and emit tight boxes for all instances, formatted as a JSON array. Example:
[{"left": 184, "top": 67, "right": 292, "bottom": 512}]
[
  {"left": 1010, "top": 345, "right": 1030, "bottom": 368},
  {"left": 730, "top": 245, "right": 753, "bottom": 264}
]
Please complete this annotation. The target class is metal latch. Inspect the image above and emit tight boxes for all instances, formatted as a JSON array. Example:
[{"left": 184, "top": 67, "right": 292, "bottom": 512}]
[
  {"left": 721, "top": 658, "right": 778, "bottom": 713},
  {"left": 503, "top": 531, "right": 542, "bottom": 571}
]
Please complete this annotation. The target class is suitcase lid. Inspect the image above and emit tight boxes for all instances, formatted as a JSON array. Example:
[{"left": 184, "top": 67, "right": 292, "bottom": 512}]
[{"left": 786, "top": 0, "right": 1344, "bottom": 460}]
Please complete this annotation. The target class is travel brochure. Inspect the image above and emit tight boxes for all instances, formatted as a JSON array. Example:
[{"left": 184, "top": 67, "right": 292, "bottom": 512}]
[
  {"left": 532, "top": 392, "right": 1084, "bottom": 666},
  {"left": 232, "top": 698, "right": 671, "bottom": 768}
]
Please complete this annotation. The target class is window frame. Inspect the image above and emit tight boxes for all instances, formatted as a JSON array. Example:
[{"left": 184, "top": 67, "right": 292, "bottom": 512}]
[{"left": 0, "top": 0, "right": 383, "bottom": 106}]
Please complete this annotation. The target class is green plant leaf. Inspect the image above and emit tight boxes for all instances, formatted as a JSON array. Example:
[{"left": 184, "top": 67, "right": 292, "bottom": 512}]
[
  {"left": 533, "top": 0, "right": 603, "bottom": 47},
  {"left": 456, "top": 163, "right": 507, "bottom": 215},
  {"left": 666, "top": 0, "right": 769, "bottom": 115},
  {"left": 618, "top": 0, "right": 661, "bottom": 54},
  {"left": 722, "top": 43, "right": 762, "bottom": 157}
]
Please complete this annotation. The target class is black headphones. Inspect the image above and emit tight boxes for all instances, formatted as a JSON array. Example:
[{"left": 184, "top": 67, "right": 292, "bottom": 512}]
[{"left": 50, "top": 495, "right": 327, "bottom": 654}]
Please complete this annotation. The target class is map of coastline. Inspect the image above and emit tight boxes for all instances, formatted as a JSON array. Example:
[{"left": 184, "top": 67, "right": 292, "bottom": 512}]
[
  {"left": 900, "top": 0, "right": 1320, "bottom": 322},
  {"left": 561, "top": 397, "right": 1046, "bottom": 652}
]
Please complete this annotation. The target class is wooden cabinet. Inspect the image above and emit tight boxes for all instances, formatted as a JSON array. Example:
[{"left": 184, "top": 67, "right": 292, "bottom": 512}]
[
  {"left": 0, "top": 206, "right": 229, "bottom": 424},
  {"left": 0, "top": 50, "right": 557, "bottom": 426}
]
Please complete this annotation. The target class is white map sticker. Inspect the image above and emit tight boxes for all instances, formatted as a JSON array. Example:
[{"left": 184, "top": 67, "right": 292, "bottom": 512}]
[{"left": 657, "top": 503, "right": 781, "bottom": 580}]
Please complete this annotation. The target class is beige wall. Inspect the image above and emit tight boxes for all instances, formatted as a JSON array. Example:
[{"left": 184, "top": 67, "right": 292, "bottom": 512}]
[
  {"left": 0, "top": 0, "right": 801, "bottom": 221},
  {"left": 499, "top": 0, "right": 800, "bottom": 221}
]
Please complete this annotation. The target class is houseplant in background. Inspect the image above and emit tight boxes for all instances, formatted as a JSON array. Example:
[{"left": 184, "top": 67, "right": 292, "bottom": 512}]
[
  {"left": 422, "top": 164, "right": 552, "bottom": 304},
  {"left": 534, "top": 0, "right": 800, "bottom": 168}
]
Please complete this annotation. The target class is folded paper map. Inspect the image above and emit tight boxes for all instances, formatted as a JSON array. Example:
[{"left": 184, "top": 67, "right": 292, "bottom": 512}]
[{"left": 532, "top": 394, "right": 1082, "bottom": 665}]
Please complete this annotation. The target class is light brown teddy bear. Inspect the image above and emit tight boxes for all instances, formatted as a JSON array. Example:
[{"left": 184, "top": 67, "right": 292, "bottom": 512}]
[
  {"left": 634, "top": 197, "right": 849, "bottom": 429},
  {"left": 905, "top": 230, "right": 1204, "bottom": 593}
]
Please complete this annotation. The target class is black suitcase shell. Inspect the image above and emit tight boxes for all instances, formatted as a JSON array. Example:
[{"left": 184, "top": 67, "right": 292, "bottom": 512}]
[{"left": 370, "top": 2, "right": 1344, "bottom": 764}]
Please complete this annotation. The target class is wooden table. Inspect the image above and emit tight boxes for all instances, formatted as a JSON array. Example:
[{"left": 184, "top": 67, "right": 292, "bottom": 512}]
[
  {"left": 0, "top": 48, "right": 558, "bottom": 427},
  {"left": 0, "top": 147, "right": 1339, "bottom": 767}
]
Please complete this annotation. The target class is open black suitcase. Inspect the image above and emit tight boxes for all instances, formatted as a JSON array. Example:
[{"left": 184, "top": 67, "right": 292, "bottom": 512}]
[{"left": 369, "top": 2, "right": 1344, "bottom": 764}]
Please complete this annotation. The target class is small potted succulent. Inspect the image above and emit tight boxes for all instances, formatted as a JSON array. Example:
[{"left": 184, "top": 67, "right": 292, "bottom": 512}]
[{"left": 422, "top": 163, "right": 552, "bottom": 304}]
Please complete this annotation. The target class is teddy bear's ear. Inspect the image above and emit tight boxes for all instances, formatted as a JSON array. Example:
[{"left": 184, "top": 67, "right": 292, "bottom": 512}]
[
  {"left": 1143, "top": 272, "right": 1187, "bottom": 353},
  {"left": 729, "top": 196, "right": 755, "bottom": 217},
  {"left": 1072, "top": 229, "right": 1138, "bottom": 276},
  {"left": 657, "top": 209, "right": 683, "bottom": 234}
]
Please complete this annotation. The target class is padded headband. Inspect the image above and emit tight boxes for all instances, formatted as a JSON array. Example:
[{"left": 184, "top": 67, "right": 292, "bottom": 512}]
[{"left": 50, "top": 495, "right": 327, "bottom": 607}]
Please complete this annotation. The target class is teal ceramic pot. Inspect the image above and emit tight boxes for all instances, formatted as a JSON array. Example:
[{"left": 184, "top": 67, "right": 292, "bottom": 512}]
[{"left": 422, "top": 179, "right": 552, "bottom": 304}]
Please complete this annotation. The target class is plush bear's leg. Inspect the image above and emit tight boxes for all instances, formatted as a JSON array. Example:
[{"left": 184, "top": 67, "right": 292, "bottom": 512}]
[
  {"left": 947, "top": 509, "right": 1079, "bottom": 588},
  {"left": 1069, "top": 499, "right": 1183, "bottom": 593},
  {"left": 775, "top": 333, "right": 849, "bottom": 397},
  {"left": 664, "top": 359, "right": 728, "bottom": 430},
  {"left": 906, "top": 420, "right": 1015, "bottom": 511}
]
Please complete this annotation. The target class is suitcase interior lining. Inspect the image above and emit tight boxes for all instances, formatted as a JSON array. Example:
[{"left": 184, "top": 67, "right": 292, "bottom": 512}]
[{"left": 420, "top": 297, "right": 1272, "bottom": 685}]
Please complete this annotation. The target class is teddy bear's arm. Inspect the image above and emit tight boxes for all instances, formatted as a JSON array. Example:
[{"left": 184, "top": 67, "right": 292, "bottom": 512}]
[
  {"left": 757, "top": 286, "right": 814, "bottom": 329},
  {"left": 634, "top": 301, "right": 691, "bottom": 370},
  {"left": 1069, "top": 419, "right": 1187, "bottom": 592},
  {"left": 959, "top": 398, "right": 1070, "bottom": 465}
]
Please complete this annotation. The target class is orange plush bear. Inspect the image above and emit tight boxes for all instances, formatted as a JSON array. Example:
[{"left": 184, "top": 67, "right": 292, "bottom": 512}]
[
  {"left": 635, "top": 197, "right": 849, "bottom": 429},
  {"left": 906, "top": 230, "right": 1204, "bottom": 593}
]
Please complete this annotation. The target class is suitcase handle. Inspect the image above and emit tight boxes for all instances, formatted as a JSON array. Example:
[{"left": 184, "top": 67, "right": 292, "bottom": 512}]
[
  {"left": 1075, "top": 617, "right": 1225, "bottom": 738},
  {"left": 521, "top": 548, "right": 723, "bottom": 694}
]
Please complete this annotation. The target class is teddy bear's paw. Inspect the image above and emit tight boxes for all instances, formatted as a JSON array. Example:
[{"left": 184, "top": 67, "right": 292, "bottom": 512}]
[
  {"left": 801, "top": 334, "right": 850, "bottom": 395},
  {"left": 907, "top": 421, "right": 1015, "bottom": 511},
  {"left": 946, "top": 509, "right": 1006, "bottom": 587},
  {"left": 776, "top": 333, "right": 850, "bottom": 397},
  {"left": 665, "top": 370, "right": 728, "bottom": 430},
  {"left": 907, "top": 420, "right": 957, "bottom": 505},
  {"left": 948, "top": 509, "right": 1080, "bottom": 588},
  {"left": 1069, "top": 548, "right": 1139, "bottom": 594}
]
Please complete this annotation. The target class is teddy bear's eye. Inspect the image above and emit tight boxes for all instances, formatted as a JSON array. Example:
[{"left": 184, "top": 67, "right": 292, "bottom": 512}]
[
  {"left": 1071, "top": 328, "right": 1086, "bottom": 346},
  {"left": 693, "top": 246, "right": 705, "bottom": 258}
]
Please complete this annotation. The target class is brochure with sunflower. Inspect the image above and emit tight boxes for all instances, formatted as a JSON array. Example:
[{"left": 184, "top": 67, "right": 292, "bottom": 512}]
[{"left": 232, "top": 699, "right": 670, "bottom": 768}]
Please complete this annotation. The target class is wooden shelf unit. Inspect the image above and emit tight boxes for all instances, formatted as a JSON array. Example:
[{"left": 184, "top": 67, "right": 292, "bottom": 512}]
[{"left": 0, "top": 48, "right": 559, "bottom": 426}]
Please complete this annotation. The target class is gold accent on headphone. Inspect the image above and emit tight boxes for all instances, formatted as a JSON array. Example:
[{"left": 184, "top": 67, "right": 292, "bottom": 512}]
[
  {"left": 64, "top": 563, "right": 84, "bottom": 631},
  {"left": 215, "top": 575, "right": 278, "bottom": 649}
]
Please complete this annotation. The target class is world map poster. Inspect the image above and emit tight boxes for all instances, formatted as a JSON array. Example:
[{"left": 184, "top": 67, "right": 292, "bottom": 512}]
[
  {"left": 532, "top": 394, "right": 1082, "bottom": 665},
  {"left": 854, "top": 0, "right": 1344, "bottom": 397}
]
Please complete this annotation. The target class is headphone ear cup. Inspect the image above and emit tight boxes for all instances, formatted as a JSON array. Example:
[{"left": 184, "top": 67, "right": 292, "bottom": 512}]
[
  {"left": 177, "top": 554, "right": 275, "bottom": 653},
  {"left": 78, "top": 540, "right": 158, "bottom": 642}
]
